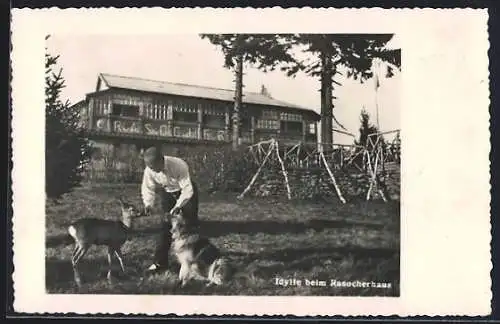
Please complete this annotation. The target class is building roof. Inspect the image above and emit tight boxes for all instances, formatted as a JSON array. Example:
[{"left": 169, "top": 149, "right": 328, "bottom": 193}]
[{"left": 96, "top": 73, "right": 319, "bottom": 117}]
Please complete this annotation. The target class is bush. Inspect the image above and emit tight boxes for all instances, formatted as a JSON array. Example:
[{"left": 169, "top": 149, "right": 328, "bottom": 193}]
[
  {"left": 81, "top": 143, "right": 259, "bottom": 194},
  {"left": 45, "top": 38, "right": 91, "bottom": 200},
  {"left": 177, "top": 145, "right": 258, "bottom": 193}
]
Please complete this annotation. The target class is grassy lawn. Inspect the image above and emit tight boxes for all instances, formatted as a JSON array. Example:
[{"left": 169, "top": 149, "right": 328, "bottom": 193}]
[{"left": 45, "top": 184, "right": 400, "bottom": 296}]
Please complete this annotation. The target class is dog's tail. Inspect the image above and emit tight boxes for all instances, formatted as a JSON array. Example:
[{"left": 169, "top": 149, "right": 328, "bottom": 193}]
[{"left": 229, "top": 261, "right": 281, "bottom": 285}]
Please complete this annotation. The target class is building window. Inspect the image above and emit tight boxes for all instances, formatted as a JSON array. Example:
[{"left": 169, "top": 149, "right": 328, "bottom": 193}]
[
  {"left": 240, "top": 117, "right": 252, "bottom": 131},
  {"left": 94, "top": 99, "right": 109, "bottom": 116},
  {"left": 203, "top": 115, "right": 225, "bottom": 128},
  {"left": 261, "top": 110, "right": 279, "bottom": 120},
  {"left": 281, "top": 121, "right": 303, "bottom": 133},
  {"left": 256, "top": 119, "right": 280, "bottom": 129},
  {"left": 145, "top": 102, "right": 167, "bottom": 120},
  {"left": 280, "top": 112, "right": 302, "bottom": 121},
  {"left": 145, "top": 103, "right": 153, "bottom": 119},
  {"left": 204, "top": 103, "right": 223, "bottom": 115},
  {"left": 174, "top": 101, "right": 197, "bottom": 113},
  {"left": 112, "top": 104, "right": 140, "bottom": 117},
  {"left": 309, "top": 122, "right": 316, "bottom": 134},
  {"left": 174, "top": 111, "right": 198, "bottom": 123},
  {"left": 167, "top": 101, "right": 174, "bottom": 119}
]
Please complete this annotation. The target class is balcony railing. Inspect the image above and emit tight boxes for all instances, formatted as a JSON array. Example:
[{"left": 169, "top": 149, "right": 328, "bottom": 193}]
[
  {"left": 203, "top": 128, "right": 226, "bottom": 141},
  {"left": 89, "top": 115, "right": 317, "bottom": 144},
  {"left": 111, "top": 116, "right": 142, "bottom": 134},
  {"left": 173, "top": 123, "right": 198, "bottom": 139}
]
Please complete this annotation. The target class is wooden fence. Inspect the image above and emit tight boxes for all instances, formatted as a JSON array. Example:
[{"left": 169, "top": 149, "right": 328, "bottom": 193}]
[{"left": 81, "top": 135, "right": 401, "bottom": 199}]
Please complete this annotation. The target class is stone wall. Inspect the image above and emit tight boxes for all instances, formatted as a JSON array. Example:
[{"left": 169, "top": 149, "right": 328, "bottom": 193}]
[{"left": 249, "top": 163, "right": 400, "bottom": 201}]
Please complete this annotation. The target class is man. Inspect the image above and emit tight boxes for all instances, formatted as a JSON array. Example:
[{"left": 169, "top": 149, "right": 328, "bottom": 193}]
[{"left": 141, "top": 146, "right": 199, "bottom": 274}]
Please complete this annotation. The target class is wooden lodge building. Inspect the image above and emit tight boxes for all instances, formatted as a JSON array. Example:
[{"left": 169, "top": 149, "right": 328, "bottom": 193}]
[{"left": 74, "top": 73, "right": 320, "bottom": 170}]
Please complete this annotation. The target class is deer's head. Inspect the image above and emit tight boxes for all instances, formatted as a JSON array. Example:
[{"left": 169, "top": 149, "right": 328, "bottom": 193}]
[{"left": 118, "top": 197, "right": 144, "bottom": 228}]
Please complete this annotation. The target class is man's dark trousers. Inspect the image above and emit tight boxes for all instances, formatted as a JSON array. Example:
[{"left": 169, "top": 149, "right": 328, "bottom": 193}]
[{"left": 153, "top": 182, "right": 199, "bottom": 269}]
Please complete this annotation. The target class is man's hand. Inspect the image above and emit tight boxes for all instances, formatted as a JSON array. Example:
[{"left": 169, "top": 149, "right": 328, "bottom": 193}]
[{"left": 169, "top": 206, "right": 181, "bottom": 216}]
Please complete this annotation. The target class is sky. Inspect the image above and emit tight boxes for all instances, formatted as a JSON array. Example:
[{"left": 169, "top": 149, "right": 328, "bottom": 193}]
[{"left": 47, "top": 34, "right": 401, "bottom": 145}]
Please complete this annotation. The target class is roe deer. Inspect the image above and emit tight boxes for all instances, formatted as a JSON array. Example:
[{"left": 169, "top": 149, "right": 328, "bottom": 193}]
[{"left": 68, "top": 197, "right": 144, "bottom": 287}]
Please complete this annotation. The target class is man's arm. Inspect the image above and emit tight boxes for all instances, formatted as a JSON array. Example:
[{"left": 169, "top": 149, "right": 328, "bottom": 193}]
[
  {"left": 170, "top": 159, "right": 194, "bottom": 211},
  {"left": 172, "top": 175, "right": 194, "bottom": 211},
  {"left": 141, "top": 167, "right": 157, "bottom": 209}
]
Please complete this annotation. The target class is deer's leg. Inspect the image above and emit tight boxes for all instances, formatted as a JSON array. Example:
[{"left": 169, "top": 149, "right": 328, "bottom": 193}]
[
  {"left": 71, "top": 245, "right": 82, "bottom": 267},
  {"left": 73, "top": 245, "right": 89, "bottom": 265},
  {"left": 71, "top": 245, "right": 81, "bottom": 287},
  {"left": 71, "top": 245, "right": 79, "bottom": 262},
  {"left": 113, "top": 248, "right": 126, "bottom": 274},
  {"left": 71, "top": 244, "right": 88, "bottom": 287},
  {"left": 107, "top": 246, "right": 114, "bottom": 282}
]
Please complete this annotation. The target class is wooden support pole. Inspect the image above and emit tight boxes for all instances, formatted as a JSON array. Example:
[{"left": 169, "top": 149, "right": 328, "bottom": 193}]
[
  {"left": 248, "top": 138, "right": 275, "bottom": 148},
  {"left": 365, "top": 148, "right": 387, "bottom": 202},
  {"left": 197, "top": 103, "right": 203, "bottom": 140},
  {"left": 297, "top": 144, "right": 301, "bottom": 167},
  {"left": 302, "top": 120, "right": 307, "bottom": 143},
  {"left": 249, "top": 146, "right": 259, "bottom": 164},
  {"left": 365, "top": 150, "right": 375, "bottom": 201},
  {"left": 275, "top": 140, "right": 292, "bottom": 200},
  {"left": 284, "top": 142, "right": 300, "bottom": 161},
  {"left": 232, "top": 53, "right": 244, "bottom": 151},
  {"left": 376, "top": 148, "right": 388, "bottom": 202},
  {"left": 88, "top": 98, "right": 94, "bottom": 131},
  {"left": 250, "top": 116, "right": 256, "bottom": 144},
  {"left": 237, "top": 140, "right": 275, "bottom": 200},
  {"left": 224, "top": 105, "right": 230, "bottom": 142},
  {"left": 320, "top": 151, "right": 346, "bottom": 204}
]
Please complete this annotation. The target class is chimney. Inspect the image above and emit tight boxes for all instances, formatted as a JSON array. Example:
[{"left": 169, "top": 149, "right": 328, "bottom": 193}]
[{"left": 260, "top": 84, "right": 272, "bottom": 98}]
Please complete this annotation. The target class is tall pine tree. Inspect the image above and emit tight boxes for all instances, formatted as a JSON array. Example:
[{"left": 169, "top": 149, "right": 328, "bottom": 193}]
[
  {"left": 45, "top": 35, "right": 91, "bottom": 201},
  {"left": 355, "top": 108, "right": 380, "bottom": 147},
  {"left": 352, "top": 108, "right": 387, "bottom": 169},
  {"left": 200, "top": 34, "right": 295, "bottom": 150},
  {"left": 201, "top": 34, "right": 401, "bottom": 147},
  {"left": 279, "top": 34, "right": 401, "bottom": 146}
]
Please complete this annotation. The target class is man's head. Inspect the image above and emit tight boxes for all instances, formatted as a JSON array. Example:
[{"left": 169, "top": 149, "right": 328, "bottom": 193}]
[{"left": 143, "top": 147, "right": 164, "bottom": 172}]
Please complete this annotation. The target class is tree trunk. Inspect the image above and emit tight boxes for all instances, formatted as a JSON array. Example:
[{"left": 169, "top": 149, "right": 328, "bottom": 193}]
[
  {"left": 232, "top": 53, "right": 244, "bottom": 151},
  {"left": 320, "top": 47, "right": 334, "bottom": 147},
  {"left": 320, "top": 52, "right": 325, "bottom": 149}
]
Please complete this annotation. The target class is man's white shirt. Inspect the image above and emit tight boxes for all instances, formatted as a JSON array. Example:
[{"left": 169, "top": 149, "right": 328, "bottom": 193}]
[{"left": 141, "top": 155, "right": 194, "bottom": 211}]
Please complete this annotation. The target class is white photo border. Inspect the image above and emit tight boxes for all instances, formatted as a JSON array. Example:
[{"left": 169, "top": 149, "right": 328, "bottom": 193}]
[{"left": 11, "top": 7, "right": 492, "bottom": 316}]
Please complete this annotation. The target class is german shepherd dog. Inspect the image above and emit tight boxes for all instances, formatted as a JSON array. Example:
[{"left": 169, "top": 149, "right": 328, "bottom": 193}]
[{"left": 170, "top": 211, "right": 233, "bottom": 287}]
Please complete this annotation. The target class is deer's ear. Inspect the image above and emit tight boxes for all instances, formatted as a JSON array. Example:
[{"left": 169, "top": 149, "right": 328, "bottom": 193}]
[{"left": 118, "top": 197, "right": 125, "bottom": 206}]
